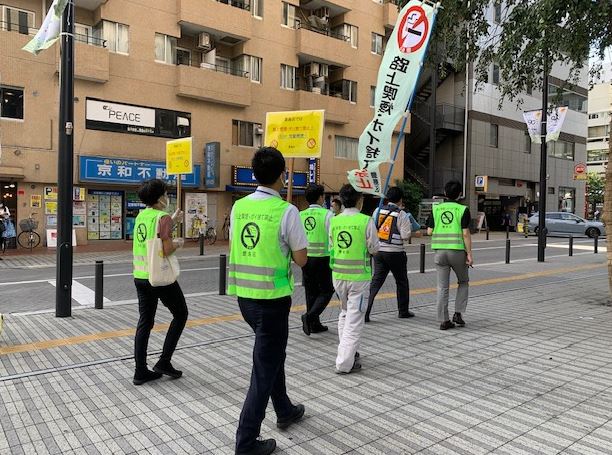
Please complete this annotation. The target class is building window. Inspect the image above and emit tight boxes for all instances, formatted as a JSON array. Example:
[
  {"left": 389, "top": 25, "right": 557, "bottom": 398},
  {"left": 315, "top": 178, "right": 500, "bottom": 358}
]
[
  {"left": 94, "top": 21, "right": 129, "bottom": 54},
  {"left": 0, "top": 86, "right": 24, "bottom": 120},
  {"left": 280, "top": 64, "right": 296, "bottom": 90},
  {"left": 0, "top": 6, "right": 35, "bottom": 35},
  {"left": 524, "top": 131, "right": 531, "bottom": 153},
  {"left": 330, "top": 80, "right": 357, "bottom": 103},
  {"left": 370, "top": 86, "right": 376, "bottom": 108},
  {"left": 282, "top": 3, "right": 296, "bottom": 28},
  {"left": 75, "top": 23, "right": 93, "bottom": 45},
  {"left": 177, "top": 48, "right": 192, "bottom": 66},
  {"left": 333, "top": 24, "right": 358, "bottom": 47},
  {"left": 588, "top": 125, "right": 610, "bottom": 138},
  {"left": 232, "top": 120, "right": 262, "bottom": 147},
  {"left": 547, "top": 84, "right": 588, "bottom": 113},
  {"left": 588, "top": 113, "right": 599, "bottom": 120},
  {"left": 548, "top": 187, "right": 555, "bottom": 195},
  {"left": 335, "top": 136, "right": 359, "bottom": 160},
  {"left": 549, "top": 140, "right": 575, "bottom": 160},
  {"left": 233, "top": 55, "right": 262, "bottom": 83},
  {"left": 493, "top": 1, "right": 502, "bottom": 23},
  {"left": 587, "top": 149, "right": 608, "bottom": 163},
  {"left": 490, "top": 124, "right": 499, "bottom": 147},
  {"left": 251, "top": 0, "right": 263, "bottom": 18},
  {"left": 558, "top": 187, "right": 576, "bottom": 213},
  {"left": 154, "top": 33, "right": 177, "bottom": 64},
  {"left": 371, "top": 33, "right": 383, "bottom": 55},
  {"left": 491, "top": 64, "right": 500, "bottom": 85}
]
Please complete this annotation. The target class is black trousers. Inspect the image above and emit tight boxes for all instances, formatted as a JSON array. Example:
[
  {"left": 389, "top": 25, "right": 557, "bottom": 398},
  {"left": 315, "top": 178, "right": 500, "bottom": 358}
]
[
  {"left": 133, "top": 279, "right": 188, "bottom": 372},
  {"left": 301, "top": 256, "right": 334, "bottom": 325},
  {"left": 236, "top": 296, "right": 294, "bottom": 452},
  {"left": 366, "top": 251, "right": 410, "bottom": 318}
]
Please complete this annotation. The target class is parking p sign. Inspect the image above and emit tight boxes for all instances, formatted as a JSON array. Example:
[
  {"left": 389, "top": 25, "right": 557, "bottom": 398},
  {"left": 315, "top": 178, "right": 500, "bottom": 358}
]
[{"left": 475, "top": 175, "right": 488, "bottom": 193}]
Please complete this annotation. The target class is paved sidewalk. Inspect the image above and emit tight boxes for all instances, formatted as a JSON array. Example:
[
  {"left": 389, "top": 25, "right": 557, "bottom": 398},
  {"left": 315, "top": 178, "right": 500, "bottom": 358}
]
[{"left": 0, "top": 254, "right": 611, "bottom": 454}]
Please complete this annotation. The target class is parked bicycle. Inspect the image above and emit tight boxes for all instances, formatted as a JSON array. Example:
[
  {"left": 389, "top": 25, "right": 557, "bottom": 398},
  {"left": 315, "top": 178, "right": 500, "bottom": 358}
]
[
  {"left": 222, "top": 211, "right": 230, "bottom": 240},
  {"left": 188, "top": 215, "right": 217, "bottom": 245},
  {"left": 18, "top": 214, "right": 41, "bottom": 250}
]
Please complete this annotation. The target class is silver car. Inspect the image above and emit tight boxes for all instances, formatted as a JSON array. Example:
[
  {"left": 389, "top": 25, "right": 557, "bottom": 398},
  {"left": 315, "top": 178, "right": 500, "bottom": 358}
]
[{"left": 528, "top": 212, "right": 606, "bottom": 238}]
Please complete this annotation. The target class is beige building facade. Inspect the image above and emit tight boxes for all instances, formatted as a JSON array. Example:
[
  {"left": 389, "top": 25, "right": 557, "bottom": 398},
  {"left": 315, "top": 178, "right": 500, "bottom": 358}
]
[{"left": 0, "top": 0, "right": 404, "bottom": 245}]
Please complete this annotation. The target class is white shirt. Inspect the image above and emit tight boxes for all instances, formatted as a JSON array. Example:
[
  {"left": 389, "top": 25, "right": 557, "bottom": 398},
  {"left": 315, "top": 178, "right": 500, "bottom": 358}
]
[
  {"left": 331, "top": 207, "right": 380, "bottom": 256},
  {"left": 230, "top": 186, "right": 308, "bottom": 256},
  {"left": 308, "top": 204, "right": 333, "bottom": 233},
  {"left": 0, "top": 206, "right": 9, "bottom": 219},
  {"left": 373, "top": 202, "right": 412, "bottom": 253}
]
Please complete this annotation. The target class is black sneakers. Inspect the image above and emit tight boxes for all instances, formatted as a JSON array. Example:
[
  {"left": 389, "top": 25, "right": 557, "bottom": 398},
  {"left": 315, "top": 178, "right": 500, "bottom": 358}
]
[
  {"left": 276, "top": 404, "right": 305, "bottom": 430},
  {"left": 300, "top": 314, "right": 311, "bottom": 336},
  {"left": 153, "top": 361, "right": 183, "bottom": 379},
  {"left": 133, "top": 369, "right": 162, "bottom": 386},
  {"left": 236, "top": 438, "right": 277, "bottom": 455},
  {"left": 440, "top": 320, "right": 456, "bottom": 331},
  {"left": 398, "top": 310, "right": 415, "bottom": 318},
  {"left": 310, "top": 323, "right": 328, "bottom": 333},
  {"left": 452, "top": 313, "right": 466, "bottom": 327}
]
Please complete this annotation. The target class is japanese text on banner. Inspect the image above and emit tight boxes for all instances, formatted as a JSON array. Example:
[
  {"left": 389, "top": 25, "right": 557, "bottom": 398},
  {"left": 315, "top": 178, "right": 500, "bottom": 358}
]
[{"left": 265, "top": 110, "right": 324, "bottom": 158}]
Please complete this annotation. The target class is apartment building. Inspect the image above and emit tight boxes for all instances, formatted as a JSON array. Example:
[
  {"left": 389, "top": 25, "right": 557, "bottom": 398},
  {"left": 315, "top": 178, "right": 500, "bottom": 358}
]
[
  {"left": 407, "top": 4, "right": 588, "bottom": 228},
  {"left": 0, "top": 0, "right": 404, "bottom": 244},
  {"left": 586, "top": 82, "right": 612, "bottom": 176}
]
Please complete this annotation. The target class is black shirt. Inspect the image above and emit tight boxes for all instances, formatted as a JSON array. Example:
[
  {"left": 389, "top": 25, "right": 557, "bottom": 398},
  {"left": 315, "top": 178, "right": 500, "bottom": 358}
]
[{"left": 427, "top": 207, "right": 471, "bottom": 229}]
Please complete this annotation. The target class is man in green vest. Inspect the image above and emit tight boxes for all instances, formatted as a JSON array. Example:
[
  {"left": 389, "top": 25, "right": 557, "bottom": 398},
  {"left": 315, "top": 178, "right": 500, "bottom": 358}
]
[
  {"left": 299, "top": 183, "right": 334, "bottom": 335},
  {"left": 330, "top": 184, "right": 379, "bottom": 374},
  {"left": 427, "top": 180, "right": 473, "bottom": 330},
  {"left": 229, "top": 147, "right": 308, "bottom": 455}
]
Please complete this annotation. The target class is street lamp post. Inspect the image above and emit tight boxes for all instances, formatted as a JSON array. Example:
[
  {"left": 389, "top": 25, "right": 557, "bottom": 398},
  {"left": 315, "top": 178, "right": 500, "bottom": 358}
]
[{"left": 537, "top": 57, "right": 549, "bottom": 263}]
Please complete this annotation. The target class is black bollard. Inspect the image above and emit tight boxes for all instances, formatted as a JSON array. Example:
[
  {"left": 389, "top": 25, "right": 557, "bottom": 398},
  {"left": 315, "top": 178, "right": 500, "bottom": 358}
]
[
  {"left": 569, "top": 235, "right": 573, "bottom": 257},
  {"left": 199, "top": 232, "right": 204, "bottom": 256},
  {"left": 486, "top": 227, "right": 490, "bottom": 241},
  {"left": 506, "top": 225, "right": 510, "bottom": 239},
  {"left": 219, "top": 254, "right": 227, "bottom": 295},
  {"left": 505, "top": 239, "right": 510, "bottom": 264},
  {"left": 95, "top": 260, "right": 103, "bottom": 309},
  {"left": 420, "top": 243, "right": 426, "bottom": 273},
  {"left": 594, "top": 233, "right": 599, "bottom": 254}
]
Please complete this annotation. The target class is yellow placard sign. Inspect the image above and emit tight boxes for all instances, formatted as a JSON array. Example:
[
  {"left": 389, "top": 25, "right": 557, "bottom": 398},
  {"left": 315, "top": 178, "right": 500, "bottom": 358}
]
[
  {"left": 166, "top": 137, "right": 193, "bottom": 175},
  {"left": 265, "top": 110, "right": 325, "bottom": 158}
]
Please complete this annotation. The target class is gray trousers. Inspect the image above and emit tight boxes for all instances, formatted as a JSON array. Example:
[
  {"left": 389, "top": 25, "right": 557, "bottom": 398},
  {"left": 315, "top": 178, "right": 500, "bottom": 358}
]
[{"left": 434, "top": 250, "right": 469, "bottom": 322}]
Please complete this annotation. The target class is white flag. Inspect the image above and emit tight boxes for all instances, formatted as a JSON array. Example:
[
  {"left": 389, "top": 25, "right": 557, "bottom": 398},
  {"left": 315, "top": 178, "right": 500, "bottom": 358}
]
[
  {"left": 523, "top": 110, "right": 542, "bottom": 144},
  {"left": 546, "top": 106, "right": 568, "bottom": 142},
  {"left": 22, "top": 0, "right": 68, "bottom": 55}
]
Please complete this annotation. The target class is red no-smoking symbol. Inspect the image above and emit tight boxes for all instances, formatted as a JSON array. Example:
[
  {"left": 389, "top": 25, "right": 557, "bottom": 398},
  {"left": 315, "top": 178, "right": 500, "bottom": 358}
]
[{"left": 397, "top": 6, "right": 429, "bottom": 54}]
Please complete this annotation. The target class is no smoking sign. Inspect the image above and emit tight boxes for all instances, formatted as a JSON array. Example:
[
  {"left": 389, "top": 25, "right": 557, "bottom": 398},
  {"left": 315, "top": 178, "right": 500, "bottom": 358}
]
[{"left": 397, "top": 5, "right": 429, "bottom": 54}]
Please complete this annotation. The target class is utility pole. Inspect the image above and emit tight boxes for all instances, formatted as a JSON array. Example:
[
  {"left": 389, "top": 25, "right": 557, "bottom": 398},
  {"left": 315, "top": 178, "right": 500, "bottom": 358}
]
[
  {"left": 537, "top": 57, "right": 549, "bottom": 263},
  {"left": 56, "top": 1, "right": 75, "bottom": 317},
  {"left": 428, "top": 64, "right": 437, "bottom": 197}
]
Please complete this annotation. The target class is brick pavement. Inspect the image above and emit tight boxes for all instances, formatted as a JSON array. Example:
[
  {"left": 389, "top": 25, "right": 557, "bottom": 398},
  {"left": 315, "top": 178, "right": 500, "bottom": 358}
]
[{"left": 0, "top": 254, "right": 611, "bottom": 454}]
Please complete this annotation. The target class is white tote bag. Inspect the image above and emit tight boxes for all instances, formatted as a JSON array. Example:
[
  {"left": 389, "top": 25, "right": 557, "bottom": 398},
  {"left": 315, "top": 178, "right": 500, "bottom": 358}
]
[{"left": 147, "top": 216, "right": 180, "bottom": 287}]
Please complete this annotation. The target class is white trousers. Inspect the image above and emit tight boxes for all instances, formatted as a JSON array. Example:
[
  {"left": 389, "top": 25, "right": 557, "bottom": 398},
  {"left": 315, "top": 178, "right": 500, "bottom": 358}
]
[{"left": 333, "top": 279, "right": 370, "bottom": 372}]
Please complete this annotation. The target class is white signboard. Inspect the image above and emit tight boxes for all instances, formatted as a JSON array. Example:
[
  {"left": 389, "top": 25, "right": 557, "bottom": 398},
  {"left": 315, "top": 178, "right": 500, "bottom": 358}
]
[
  {"left": 86, "top": 99, "right": 156, "bottom": 127},
  {"left": 46, "top": 229, "right": 77, "bottom": 248},
  {"left": 184, "top": 193, "right": 208, "bottom": 239}
]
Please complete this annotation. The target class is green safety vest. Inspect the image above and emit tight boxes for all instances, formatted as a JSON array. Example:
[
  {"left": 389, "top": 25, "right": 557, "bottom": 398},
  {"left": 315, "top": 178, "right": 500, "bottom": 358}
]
[
  {"left": 133, "top": 208, "right": 167, "bottom": 279},
  {"left": 431, "top": 202, "right": 467, "bottom": 250},
  {"left": 228, "top": 196, "right": 294, "bottom": 299},
  {"left": 300, "top": 206, "right": 330, "bottom": 257},
  {"left": 329, "top": 213, "right": 371, "bottom": 281}
]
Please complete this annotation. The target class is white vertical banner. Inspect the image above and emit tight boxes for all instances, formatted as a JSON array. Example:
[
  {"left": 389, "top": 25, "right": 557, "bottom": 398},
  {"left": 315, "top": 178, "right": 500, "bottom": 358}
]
[
  {"left": 523, "top": 106, "right": 568, "bottom": 144},
  {"left": 523, "top": 110, "right": 542, "bottom": 144}
]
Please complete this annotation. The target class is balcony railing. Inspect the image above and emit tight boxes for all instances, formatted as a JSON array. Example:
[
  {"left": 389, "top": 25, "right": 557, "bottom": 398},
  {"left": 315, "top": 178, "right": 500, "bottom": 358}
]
[
  {"left": 296, "top": 22, "right": 349, "bottom": 42},
  {"left": 1, "top": 21, "right": 106, "bottom": 47},
  {"left": 299, "top": 86, "right": 353, "bottom": 102},
  {"left": 216, "top": 0, "right": 251, "bottom": 11},
  {"left": 178, "top": 61, "right": 249, "bottom": 78}
]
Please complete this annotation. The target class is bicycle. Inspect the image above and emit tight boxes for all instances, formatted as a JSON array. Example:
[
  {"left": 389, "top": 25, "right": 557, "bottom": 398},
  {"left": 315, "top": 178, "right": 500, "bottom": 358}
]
[
  {"left": 18, "top": 214, "right": 41, "bottom": 250},
  {"left": 222, "top": 212, "right": 230, "bottom": 240},
  {"left": 189, "top": 215, "right": 217, "bottom": 245}
]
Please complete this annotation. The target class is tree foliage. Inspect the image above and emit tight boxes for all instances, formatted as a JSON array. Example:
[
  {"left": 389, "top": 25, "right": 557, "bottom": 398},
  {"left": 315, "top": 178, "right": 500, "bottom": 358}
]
[
  {"left": 400, "top": 0, "right": 612, "bottom": 103},
  {"left": 395, "top": 179, "right": 424, "bottom": 215},
  {"left": 587, "top": 172, "right": 605, "bottom": 206}
]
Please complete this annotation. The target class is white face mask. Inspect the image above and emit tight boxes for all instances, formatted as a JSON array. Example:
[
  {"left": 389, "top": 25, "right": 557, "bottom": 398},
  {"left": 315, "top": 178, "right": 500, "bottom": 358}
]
[{"left": 158, "top": 195, "right": 169, "bottom": 209}]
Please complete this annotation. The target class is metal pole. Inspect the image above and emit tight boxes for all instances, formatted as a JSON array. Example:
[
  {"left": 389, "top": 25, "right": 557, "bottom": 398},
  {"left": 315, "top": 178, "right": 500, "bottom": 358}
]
[
  {"left": 420, "top": 243, "right": 426, "bottom": 273},
  {"left": 219, "top": 254, "right": 227, "bottom": 295},
  {"left": 55, "top": 1, "right": 75, "bottom": 318},
  {"left": 569, "top": 235, "right": 573, "bottom": 256},
  {"left": 95, "top": 261, "right": 104, "bottom": 309},
  {"left": 506, "top": 225, "right": 510, "bottom": 239},
  {"left": 199, "top": 232, "right": 204, "bottom": 256},
  {"left": 428, "top": 64, "right": 437, "bottom": 198},
  {"left": 505, "top": 239, "right": 511, "bottom": 264},
  {"left": 594, "top": 233, "right": 598, "bottom": 254},
  {"left": 486, "top": 227, "right": 489, "bottom": 241},
  {"left": 537, "top": 57, "right": 549, "bottom": 263}
]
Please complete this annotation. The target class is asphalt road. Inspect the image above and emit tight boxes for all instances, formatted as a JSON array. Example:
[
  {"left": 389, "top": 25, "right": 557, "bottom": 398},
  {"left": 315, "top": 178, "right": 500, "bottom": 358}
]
[{"left": 0, "top": 236, "right": 604, "bottom": 314}]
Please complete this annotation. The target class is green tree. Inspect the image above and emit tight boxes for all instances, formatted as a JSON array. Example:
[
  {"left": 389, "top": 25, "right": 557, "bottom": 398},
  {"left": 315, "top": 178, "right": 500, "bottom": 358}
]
[
  {"left": 587, "top": 172, "right": 605, "bottom": 211},
  {"left": 395, "top": 179, "right": 423, "bottom": 216}
]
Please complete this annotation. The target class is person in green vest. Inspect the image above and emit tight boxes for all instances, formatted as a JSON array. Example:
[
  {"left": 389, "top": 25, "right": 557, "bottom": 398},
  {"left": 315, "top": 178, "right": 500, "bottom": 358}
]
[
  {"left": 299, "top": 183, "right": 334, "bottom": 335},
  {"left": 330, "top": 184, "right": 379, "bottom": 374},
  {"left": 426, "top": 180, "right": 473, "bottom": 330},
  {"left": 132, "top": 179, "right": 187, "bottom": 385},
  {"left": 229, "top": 147, "right": 308, "bottom": 455}
]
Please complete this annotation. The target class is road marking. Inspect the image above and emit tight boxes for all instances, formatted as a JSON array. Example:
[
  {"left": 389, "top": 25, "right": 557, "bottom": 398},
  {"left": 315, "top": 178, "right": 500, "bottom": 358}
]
[
  {"left": 546, "top": 244, "right": 606, "bottom": 252},
  {"left": 0, "top": 262, "right": 603, "bottom": 356},
  {"left": 48, "top": 280, "right": 110, "bottom": 306}
]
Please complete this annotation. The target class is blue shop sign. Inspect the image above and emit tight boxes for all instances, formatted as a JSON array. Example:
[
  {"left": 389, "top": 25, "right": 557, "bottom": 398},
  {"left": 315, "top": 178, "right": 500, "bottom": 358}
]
[
  {"left": 80, "top": 156, "right": 201, "bottom": 187},
  {"left": 233, "top": 166, "right": 308, "bottom": 189}
]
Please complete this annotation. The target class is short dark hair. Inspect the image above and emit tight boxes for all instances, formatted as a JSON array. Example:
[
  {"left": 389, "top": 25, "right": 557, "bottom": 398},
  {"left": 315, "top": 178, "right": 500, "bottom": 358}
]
[
  {"left": 137, "top": 179, "right": 168, "bottom": 206},
  {"left": 252, "top": 147, "right": 285, "bottom": 185},
  {"left": 386, "top": 186, "right": 403, "bottom": 203},
  {"left": 444, "top": 180, "right": 462, "bottom": 200},
  {"left": 339, "top": 184, "right": 362, "bottom": 209},
  {"left": 332, "top": 198, "right": 342, "bottom": 207},
  {"left": 305, "top": 184, "right": 324, "bottom": 204}
]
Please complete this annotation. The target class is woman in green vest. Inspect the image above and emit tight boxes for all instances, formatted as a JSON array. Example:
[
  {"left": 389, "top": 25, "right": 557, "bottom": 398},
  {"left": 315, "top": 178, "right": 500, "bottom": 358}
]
[{"left": 132, "top": 179, "right": 187, "bottom": 386}]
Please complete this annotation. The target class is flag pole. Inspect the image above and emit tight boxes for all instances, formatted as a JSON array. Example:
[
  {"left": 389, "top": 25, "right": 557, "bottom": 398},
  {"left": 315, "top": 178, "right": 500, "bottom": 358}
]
[{"left": 55, "top": 0, "right": 75, "bottom": 317}]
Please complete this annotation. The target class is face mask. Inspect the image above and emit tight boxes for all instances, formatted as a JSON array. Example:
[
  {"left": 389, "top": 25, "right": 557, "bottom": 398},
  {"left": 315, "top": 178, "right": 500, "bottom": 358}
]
[{"left": 158, "top": 195, "right": 169, "bottom": 209}]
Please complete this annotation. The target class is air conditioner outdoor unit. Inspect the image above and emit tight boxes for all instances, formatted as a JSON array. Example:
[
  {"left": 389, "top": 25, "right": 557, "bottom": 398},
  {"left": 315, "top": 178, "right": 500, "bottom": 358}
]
[
  {"left": 197, "top": 32, "right": 212, "bottom": 50},
  {"left": 254, "top": 126, "right": 264, "bottom": 135}
]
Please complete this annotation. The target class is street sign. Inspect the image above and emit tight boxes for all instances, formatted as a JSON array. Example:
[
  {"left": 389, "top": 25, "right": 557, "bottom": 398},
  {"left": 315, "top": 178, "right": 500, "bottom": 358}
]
[
  {"left": 397, "top": 6, "right": 429, "bottom": 54},
  {"left": 166, "top": 137, "right": 193, "bottom": 175},
  {"left": 574, "top": 162, "right": 587, "bottom": 174},
  {"left": 264, "top": 110, "right": 324, "bottom": 158},
  {"left": 474, "top": 175, "right": 488, "bottom": 193}
]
